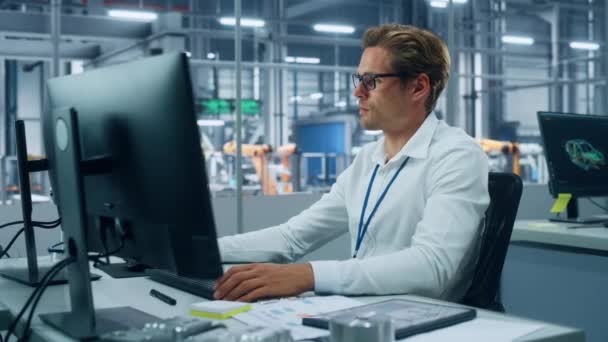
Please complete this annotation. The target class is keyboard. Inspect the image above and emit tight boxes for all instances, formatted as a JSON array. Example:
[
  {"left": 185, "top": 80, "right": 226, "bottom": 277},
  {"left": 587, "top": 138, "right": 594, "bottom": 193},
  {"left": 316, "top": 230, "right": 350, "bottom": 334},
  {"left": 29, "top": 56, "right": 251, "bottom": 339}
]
[{"left": 145, "top": 269, "right": 216, "bottom": 300}]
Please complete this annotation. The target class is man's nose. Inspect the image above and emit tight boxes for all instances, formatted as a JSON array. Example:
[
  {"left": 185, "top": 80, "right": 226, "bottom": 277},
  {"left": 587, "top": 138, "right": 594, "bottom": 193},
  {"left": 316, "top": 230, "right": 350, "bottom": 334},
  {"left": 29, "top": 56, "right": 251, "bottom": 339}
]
[{"left": 353, "top": 82, "right": 368, "bottom": 98}]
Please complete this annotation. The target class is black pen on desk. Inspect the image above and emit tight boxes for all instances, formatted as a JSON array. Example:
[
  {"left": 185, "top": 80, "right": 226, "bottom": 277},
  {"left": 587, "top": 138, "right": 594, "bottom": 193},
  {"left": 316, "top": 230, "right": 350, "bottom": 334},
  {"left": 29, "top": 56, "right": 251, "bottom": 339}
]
[{"left": 150, "top": 288, "right": 177, "bottom": 306}]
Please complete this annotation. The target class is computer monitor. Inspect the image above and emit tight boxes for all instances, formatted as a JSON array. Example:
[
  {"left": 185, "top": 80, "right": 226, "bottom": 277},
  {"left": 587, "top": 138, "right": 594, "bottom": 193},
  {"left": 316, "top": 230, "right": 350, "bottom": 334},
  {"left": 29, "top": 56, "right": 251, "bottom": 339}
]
[
  {"left": 40, "top": 52, "right": 223, "bottom": 339},
  {"left": 537, "top": 111, "right": 608, "bottom": 222}
]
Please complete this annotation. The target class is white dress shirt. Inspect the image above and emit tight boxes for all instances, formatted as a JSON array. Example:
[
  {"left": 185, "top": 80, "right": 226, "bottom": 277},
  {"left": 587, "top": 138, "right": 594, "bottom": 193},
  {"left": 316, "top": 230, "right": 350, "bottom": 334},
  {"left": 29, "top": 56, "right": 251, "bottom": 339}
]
[{"left": 218, "top": 113, "right": 490, "bottom": 302}]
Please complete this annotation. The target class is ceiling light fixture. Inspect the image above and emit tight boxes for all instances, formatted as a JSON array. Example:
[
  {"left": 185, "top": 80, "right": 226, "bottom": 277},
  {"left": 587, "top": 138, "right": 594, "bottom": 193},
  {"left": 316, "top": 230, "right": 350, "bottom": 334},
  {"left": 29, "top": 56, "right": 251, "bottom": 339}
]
[
  {"left": 310, "top": 93, "right": 324, "bottom": 100},
  {"left": 569, "top": 41, "right": 600, "bottom": 51},
  {"left": 430, "top": 1, "right": 448, "bottom": 8},
  {"left": 313, "top": 24, "right": 355, "bottom": 34},
  {"left": 108, "top": 10, "right": 158, "bottom": 22},
  {"left": 197, "top": 120, "right": 225, "bottom": 127},
  {"left": 429, "top": 0, "right": 467, "bottom": 8},
  {"left": 285, "top": 56, "right": 320, "bottom": 64},
  {"left": 219, "top": 17, "right": 265, "bottom": 28},
  {"left": 502, "top": 35, "right": 535, "bottom": 45}
]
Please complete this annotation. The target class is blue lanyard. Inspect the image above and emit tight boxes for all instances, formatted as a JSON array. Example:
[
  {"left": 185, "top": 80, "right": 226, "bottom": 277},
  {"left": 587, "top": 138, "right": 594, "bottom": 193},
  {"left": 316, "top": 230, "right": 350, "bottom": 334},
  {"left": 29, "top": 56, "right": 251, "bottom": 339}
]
[{"left": 353, "top": 157, "right": 410, "bottom": 258}]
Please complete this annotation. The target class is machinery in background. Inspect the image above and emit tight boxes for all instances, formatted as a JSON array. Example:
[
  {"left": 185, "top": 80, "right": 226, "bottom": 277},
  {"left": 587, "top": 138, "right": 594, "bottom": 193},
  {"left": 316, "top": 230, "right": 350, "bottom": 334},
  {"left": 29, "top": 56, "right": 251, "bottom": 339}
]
[
  {"left": 1, "top": 154, "right": 49, "bottom": 203},
  {"left": 479, "top": 139, "right": 521, "bottom": 175},
  {"left": 518, "top": 143, "right": 548, "bottom": 184},
  {"left": 478, "top": 139, "right": 547, "bottom": 184},
  {"left": 197, "top": 98, "right": 263, "bottom": 147},
  {"left": 197, "top": 98, "right": 269, "bottom": 195},
  {"left": 222, "top": 142, "right": 298, "bottom": 196},
  {"left": 295, "top": 115, "right": 355, "bottom": 193},
  {"left": 274, "top": 143, "right": 298, "bottom": 194}
]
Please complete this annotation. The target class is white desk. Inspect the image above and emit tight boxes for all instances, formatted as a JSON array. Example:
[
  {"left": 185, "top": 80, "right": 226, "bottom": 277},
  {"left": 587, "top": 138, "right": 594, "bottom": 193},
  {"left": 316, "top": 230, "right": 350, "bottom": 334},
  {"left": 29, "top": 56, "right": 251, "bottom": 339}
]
[
  {"left": 511, "top": 219, "right": 608, "bottom": 252},
  {"left": 0, "top": 258, "right": 584, "bottom": 342}
]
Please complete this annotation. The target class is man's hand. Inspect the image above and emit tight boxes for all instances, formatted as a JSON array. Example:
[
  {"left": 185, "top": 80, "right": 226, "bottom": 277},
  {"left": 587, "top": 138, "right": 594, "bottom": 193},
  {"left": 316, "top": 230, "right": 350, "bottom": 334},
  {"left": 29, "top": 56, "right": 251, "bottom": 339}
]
[{"left": 213, "top": 263, "right": 314, "bottom": 302}]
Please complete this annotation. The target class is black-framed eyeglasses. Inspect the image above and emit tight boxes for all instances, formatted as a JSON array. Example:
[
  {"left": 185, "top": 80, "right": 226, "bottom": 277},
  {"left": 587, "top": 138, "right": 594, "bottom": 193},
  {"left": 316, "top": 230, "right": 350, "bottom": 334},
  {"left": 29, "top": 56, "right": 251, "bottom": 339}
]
[{"left": 352, "top": 72, "right": 410, "bottom": 91}]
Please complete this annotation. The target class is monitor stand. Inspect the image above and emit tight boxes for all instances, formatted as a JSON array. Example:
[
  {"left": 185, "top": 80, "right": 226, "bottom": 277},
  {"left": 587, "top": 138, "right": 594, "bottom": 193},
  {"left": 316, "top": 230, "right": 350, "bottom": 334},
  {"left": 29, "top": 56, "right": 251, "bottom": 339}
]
[
  {"left": 40, "top": 307, "right": 158, "bottom": 340},
  {"left": 0, "top": 260, "right": 101, "bottom": 286},
  {"left": 549, "top": 198, "right": 608, "bottom": 225},
  {"left": 43, "top": 107, "right": 156, "bottom": 339},
  {"left": 94, "top": 259, "right": 149, "bottom": 279}
]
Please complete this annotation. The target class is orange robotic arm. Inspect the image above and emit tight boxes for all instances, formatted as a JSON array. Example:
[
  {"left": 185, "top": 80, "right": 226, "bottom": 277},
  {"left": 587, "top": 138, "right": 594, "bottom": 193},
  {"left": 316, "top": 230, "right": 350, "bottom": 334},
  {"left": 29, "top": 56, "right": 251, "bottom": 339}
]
[{"left": 478, "top": 139, "right": 520, "bottom": 175}]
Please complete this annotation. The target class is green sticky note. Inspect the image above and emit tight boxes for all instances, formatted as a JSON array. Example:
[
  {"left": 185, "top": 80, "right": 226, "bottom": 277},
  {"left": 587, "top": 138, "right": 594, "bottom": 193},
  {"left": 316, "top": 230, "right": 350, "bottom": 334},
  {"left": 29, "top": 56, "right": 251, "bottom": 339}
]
[{"left": 550, "top": 193, "right": 572, "bottom": 214}]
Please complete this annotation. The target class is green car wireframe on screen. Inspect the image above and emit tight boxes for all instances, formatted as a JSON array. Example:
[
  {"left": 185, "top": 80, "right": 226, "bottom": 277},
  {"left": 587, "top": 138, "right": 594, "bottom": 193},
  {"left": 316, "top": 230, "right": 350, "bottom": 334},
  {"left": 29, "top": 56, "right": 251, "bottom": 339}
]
[{"left": 564, "top": 139, "right": 605, "bottom": 171}]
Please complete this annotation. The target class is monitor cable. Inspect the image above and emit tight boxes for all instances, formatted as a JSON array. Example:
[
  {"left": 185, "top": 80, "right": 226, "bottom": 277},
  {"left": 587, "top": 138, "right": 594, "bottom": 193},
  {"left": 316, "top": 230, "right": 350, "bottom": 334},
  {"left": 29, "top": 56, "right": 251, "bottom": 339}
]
[
  {"left": 0, "top": 219, "right": 61, "bottom": 259},
  {"left": 99, "top": 222, "right": 111, "bottom": 265},
  {"left": 3, "top": 256, "right": 75, "bottom": 342},
  {"left": 0, "top": 228, "right": 23, "bottom": 259},
  {"left": 0, "top": 218, "right": 60, "bottom": 230},
  {"left": 90, "top": 235, "right": 125, "bottom": 267},
  {"left": 48, "top": 241, "right": 126, "bottom": 261},
  {"left": 46, "top": 241, "right": 64, "bottom": 255},
  {"left": 91, "top": 219, "right": 128, "bottom": 267},
  {"left": 0, "top": 220, "right": 23, "bottom": 230},
  {"left": 21, "top": 256, "right": 75, "bottom": 341}
]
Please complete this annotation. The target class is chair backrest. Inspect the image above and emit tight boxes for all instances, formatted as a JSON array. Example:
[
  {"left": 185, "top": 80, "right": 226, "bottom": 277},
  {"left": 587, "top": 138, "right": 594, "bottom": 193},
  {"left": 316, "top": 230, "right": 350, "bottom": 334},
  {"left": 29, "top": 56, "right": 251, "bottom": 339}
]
[{"left": 462, "top": 172, "right": 523, "bottom": 311}]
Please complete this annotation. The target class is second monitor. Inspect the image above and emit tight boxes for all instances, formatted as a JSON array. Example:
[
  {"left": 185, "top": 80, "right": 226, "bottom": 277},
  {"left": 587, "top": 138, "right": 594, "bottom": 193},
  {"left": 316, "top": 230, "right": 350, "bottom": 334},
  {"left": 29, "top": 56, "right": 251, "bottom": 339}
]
[{"left": 538, "top": 111, "right": 608, "bottom": 223}]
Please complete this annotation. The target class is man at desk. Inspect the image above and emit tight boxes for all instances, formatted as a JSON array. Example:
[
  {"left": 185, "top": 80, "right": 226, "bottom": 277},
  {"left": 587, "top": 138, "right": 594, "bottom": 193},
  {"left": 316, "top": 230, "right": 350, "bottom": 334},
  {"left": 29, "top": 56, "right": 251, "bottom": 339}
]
[{"left": 214, "top": 24, "right": 490, "bottom": 303}]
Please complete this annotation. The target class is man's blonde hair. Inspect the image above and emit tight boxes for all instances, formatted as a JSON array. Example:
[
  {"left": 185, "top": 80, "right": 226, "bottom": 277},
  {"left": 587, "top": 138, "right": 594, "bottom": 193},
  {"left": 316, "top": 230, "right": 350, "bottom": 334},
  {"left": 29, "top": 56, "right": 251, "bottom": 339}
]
[{"left": 362, "top": 24, "right": 450, "bottom": 114}]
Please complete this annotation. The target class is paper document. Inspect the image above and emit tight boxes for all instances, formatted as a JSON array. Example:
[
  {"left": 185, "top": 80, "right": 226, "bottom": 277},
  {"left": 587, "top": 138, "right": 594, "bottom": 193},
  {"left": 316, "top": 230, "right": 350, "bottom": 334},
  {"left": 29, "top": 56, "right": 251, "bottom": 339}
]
[
  {"left": 406, "top": 317, "right": 544, "bottom": 342},
  {"left": 528, "top": 222, "right": 559, "bottom": 229},
  {"left": 234, "top": 295, "right": 363, "bottom": 341}
]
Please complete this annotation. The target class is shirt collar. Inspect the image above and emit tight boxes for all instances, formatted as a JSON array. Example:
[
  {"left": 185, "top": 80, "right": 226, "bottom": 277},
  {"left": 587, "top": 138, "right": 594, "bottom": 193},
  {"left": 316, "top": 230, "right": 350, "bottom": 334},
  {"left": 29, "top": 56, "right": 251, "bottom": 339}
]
[{"left": 371, "top": 112, "right": 440, "bottom": 165}]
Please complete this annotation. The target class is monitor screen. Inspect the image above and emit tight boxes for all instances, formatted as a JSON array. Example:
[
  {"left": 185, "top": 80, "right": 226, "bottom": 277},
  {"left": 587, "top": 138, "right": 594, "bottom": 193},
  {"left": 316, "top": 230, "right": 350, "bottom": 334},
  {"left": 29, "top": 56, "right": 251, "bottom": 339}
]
[
  {"left": 46, "top": 53, "right": 222, "bottom": 279},
  {"left": 538, "top": 111, "right": 608, "bottom": 197}
]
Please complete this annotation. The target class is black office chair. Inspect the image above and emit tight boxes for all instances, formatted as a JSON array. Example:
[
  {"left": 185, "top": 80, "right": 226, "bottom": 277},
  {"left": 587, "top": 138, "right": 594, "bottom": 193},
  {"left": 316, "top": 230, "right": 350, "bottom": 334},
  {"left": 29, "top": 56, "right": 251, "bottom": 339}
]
[{"left": 462, "top": 172, "right": 522, "bottom": 312}]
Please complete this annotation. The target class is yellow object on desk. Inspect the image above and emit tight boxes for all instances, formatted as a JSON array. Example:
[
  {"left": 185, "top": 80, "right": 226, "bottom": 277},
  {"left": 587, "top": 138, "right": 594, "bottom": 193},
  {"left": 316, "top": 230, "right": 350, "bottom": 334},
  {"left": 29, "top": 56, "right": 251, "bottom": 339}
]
[
  {"left": 550, "top": 193, "right": 572, "bottom": 214},
  {"left": 190, "top": 300, "right": 252, "bottom": 320}
]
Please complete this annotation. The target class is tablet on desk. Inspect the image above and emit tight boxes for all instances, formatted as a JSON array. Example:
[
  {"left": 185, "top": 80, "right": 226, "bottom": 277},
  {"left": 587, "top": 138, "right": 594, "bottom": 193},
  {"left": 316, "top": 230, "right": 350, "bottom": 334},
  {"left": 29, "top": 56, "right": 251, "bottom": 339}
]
[{"left": 302, "top": 298, "right": 476, "bottom": 339}]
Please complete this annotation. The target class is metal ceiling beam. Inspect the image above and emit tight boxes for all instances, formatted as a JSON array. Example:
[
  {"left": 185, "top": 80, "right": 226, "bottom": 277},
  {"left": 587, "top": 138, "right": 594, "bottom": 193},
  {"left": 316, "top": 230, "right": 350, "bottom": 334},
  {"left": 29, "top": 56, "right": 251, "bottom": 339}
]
[
  {"left": 456, "top": 47, "right": 548, "bottom": 59},
  {"left": 85, "top": 31, "right": 183, "bottom": 67},
  {"left": 505, "top": 0, "right": 602, "bottom": 11},
  {"left": 186, "top": 28, "right": 361, "bottom": 47},
  {"left": 476, "top": 77, "right": 607, "bottom": 93},
  {"left": 286, "top": 0, "right": 337, "bottom": 19},
  {"left": 286, "top": 0, "right": 378, "bottom": 18},
  {"left": 189, "top": 58, "right": 356, "bottom": 73},
  {"left": 0, "top": 39, "right": 100, "bottom": 60},
  {"left": 0, "top": 10, "right": 151, "bottom": 41},
  {"left": 279, "top": 33, "right": 360, "bottom": 47}
]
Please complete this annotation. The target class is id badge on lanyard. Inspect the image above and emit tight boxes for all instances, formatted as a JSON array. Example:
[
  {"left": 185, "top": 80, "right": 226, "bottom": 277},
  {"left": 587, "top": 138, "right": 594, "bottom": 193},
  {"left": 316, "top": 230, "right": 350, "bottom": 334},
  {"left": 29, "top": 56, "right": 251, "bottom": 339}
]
[{"left": 353, "top": 157, "right": 410, "bottom": 258}]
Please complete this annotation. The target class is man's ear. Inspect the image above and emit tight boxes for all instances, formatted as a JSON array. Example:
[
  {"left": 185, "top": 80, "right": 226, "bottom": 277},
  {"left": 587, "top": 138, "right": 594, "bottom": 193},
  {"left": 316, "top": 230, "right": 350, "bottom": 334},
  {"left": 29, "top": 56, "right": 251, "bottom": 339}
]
[{"left": 411, "top": 73, "right": 430, "bottom": 102}]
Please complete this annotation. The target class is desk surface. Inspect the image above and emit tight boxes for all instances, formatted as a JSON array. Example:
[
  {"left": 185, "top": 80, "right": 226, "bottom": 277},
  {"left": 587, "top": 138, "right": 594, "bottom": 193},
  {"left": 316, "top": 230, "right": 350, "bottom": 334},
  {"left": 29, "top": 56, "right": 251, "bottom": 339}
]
[
  {"left": 513, "top": 219, "right": 608, "bottom": 252},
  {"left": 0, "top": 259, "right": 584, "bottom": 342}
]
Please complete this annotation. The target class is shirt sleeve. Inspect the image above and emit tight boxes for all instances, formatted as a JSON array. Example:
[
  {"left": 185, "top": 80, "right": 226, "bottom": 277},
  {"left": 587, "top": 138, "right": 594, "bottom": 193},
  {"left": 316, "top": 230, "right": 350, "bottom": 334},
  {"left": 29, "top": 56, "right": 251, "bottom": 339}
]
[
  {"left": 218, "top": 165, "right": 352, "bottom": 264},
  {"left": 310, "top": 141, "right": 490, "bottom": 300}
]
